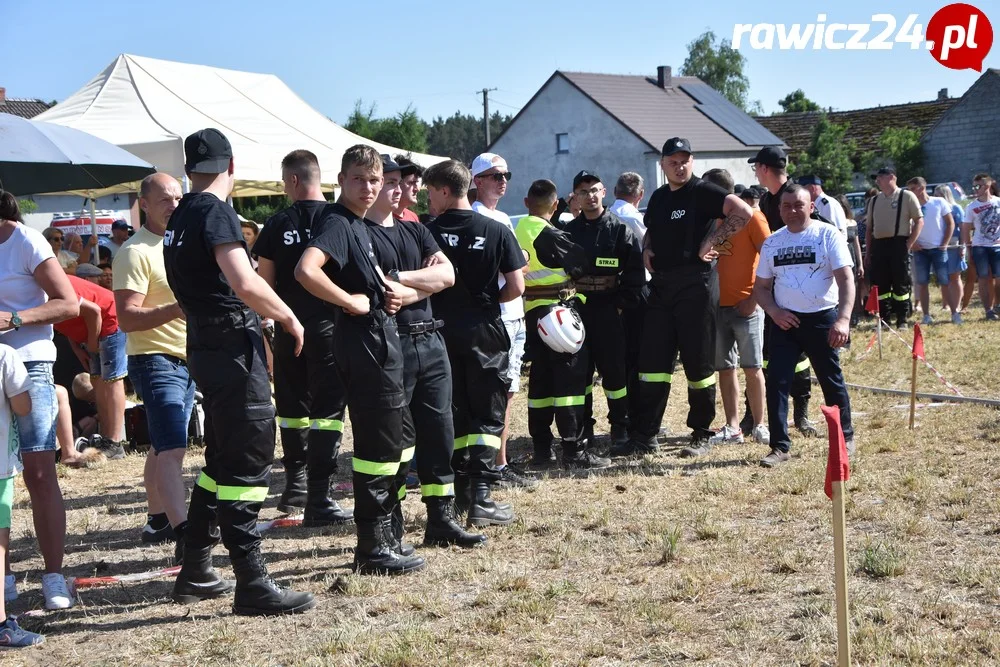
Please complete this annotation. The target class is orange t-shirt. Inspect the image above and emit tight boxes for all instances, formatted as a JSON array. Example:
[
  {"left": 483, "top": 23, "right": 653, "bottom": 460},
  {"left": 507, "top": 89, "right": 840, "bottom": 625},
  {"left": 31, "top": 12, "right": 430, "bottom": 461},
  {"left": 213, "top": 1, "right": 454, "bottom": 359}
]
[{"left": 715, "top": 210, "right": 771, "bottom": 307}]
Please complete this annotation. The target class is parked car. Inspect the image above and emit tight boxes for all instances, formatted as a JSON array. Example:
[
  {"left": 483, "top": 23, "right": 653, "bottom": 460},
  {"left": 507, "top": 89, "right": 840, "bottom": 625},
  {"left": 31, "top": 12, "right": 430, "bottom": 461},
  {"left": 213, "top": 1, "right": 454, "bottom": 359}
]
[{"left": 925, "top": 182, "right": 967, "bottom": 202}]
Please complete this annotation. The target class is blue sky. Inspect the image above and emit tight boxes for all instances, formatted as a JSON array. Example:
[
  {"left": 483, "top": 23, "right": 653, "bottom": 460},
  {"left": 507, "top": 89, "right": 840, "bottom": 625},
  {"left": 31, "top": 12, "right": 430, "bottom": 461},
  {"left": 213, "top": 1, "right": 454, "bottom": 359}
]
[{"left": 4, "top": 0, "right": 996, "bottom": 123}]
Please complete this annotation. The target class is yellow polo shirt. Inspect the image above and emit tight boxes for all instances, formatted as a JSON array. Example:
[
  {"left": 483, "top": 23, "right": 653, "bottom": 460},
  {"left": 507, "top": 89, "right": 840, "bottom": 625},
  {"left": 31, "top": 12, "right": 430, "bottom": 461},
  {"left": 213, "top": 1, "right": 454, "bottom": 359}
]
[{"left": 111, "top": 226, "right": 187, "bottom": 360}]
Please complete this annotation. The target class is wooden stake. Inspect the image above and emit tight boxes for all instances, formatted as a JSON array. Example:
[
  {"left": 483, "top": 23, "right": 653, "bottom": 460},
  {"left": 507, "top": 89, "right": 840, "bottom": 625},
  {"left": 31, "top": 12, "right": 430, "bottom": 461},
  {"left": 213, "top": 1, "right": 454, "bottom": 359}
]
[
  {"left": 832, "top": 480, "right": 852, "bottom": 667},
  {"left": 876, "top": 318, "right": 883, "bottom": 360},
  {"left": 908, "top": 354, "right": 918, "bottom": 429}
]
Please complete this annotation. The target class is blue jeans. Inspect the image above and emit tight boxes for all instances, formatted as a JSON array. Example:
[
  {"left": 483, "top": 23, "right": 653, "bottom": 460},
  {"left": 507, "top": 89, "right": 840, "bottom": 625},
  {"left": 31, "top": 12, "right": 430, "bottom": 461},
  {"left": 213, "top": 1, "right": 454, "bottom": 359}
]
[
  {"left": 87, "top": 328, "right": 128, "bottom": 381},
  {"left": 766, "top": 309, "right": 853, "bottom": 453},
  {"left": 971, "top": 246, "right": 1000, "bottom": 277},
  {"left": 16, "top": 361, "right": 58, "bottom": 453},
  {"left": 913, "top": 248, "right": 950, "bottom": 285},
  {"left": 128, "top": 354, "right": 195, "bottom": 452},
  {"left": 946, "top": 247, "right": 967, "bottom": 275}
]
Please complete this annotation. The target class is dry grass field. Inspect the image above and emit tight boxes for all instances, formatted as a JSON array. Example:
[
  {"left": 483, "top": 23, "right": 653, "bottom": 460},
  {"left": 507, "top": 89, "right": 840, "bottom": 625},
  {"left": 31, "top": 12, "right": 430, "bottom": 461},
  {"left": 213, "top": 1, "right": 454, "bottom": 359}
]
[{"left": 4, "top": 299, "right": 1000, "bottom": 666}]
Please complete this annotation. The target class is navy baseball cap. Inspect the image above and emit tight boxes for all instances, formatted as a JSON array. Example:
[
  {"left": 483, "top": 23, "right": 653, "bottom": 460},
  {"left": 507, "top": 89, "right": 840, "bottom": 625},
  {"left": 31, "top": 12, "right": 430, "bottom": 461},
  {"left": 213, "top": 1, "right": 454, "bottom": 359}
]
[
  {"left": 662, "top": 137, "right": 692, "bottom": 156},
  {"left": 111, "top": 220, "right": 131, "bottom": 231},
  {"left": 184, "top": 128, "right": 233, "bottom": 174},
  {"left": 871, "top": 167, "right": 896, "bottom": 179},
  {"left": 798, "top": 175, "right": 823, "bottom": 186},
  {"left": 573, "top": 170, "right": 602, "bottom": 189},
  {"left": 748, "top": 146, "right": 787, "bottom": 168},
  {"left": 381, "top": 154, "right": 402, "bottom": 174}
]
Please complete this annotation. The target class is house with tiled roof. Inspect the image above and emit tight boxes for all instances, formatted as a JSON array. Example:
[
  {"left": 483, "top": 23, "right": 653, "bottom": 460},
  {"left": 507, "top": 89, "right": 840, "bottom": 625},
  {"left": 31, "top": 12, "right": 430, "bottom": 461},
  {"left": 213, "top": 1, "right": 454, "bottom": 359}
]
[
  {"left": 0, "top": 88, "right": 53, "bottom": 119},
  {"left": 487, "top": 67, "right": 785, "bottom": 215},
  {"left": 754, "top": 95, "right": 956, "bottom": 160}
]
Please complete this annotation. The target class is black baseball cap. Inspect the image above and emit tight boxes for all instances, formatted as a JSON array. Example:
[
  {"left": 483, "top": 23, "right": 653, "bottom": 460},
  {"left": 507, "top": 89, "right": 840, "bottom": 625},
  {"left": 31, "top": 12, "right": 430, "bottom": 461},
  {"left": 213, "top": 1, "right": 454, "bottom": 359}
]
[
  {"left": 573, "top": 170, "right": 602, "bottom": 190},
  {"left": 871, "top": 167, "right": 896, "bottom": 179},
  {"left": 748, "top": 146, "right": 787, "bottom": 169},
  {"left": 797, "top": 175, "right": 823, "bottom": 186},
  {"left": 381, "top": 154, "right": 402, "bottom": 174},
  {"left": 111, "top": 220, "right": 131, "bottom": 231},
  {"left": 662, "top": 137, "right": 692, "bottom": 156},
  {"left": 184, "top": 128, "right": 233, "bottom": 174}
]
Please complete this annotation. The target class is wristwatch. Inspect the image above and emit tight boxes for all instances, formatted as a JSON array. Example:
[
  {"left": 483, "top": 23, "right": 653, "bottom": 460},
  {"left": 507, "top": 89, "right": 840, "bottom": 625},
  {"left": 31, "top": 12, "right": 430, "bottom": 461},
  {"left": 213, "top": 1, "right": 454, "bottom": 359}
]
[
  {"left": 9, "top": 311, "right": 21, "bottom": 331},
  {"left": 387, "top": 269, "right": 401, "bottom": 282}
]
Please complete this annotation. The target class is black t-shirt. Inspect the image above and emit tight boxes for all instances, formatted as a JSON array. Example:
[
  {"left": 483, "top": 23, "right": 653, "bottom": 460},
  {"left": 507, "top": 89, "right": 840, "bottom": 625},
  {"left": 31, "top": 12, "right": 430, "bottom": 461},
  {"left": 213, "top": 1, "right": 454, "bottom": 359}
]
[
  {"left": 307, "top": 202, "right": 385, "bottom": 315},
  {"left": 427, "top": 209, "right": 526, "bottom": 321},
  {"left": 367, "top": 219, "right": 440, "bottom": 325},
  {"left": 252, "top": 200, "right": 331, "bottom": 323},
  {"left": 164, "top": 192, "right": 246, "bottom": 317},
  {"left": 643, "top": 177, "right": 729, "bottom": 273}
]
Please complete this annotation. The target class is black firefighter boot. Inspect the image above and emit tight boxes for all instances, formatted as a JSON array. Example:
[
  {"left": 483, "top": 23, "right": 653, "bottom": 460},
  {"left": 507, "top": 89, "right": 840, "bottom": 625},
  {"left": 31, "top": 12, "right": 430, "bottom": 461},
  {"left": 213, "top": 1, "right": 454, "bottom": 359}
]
[
  {"left": 303, "top": 479, "right": 354, "bottom": 527},
  {"left": 391, "top": 503, "right": 416, "bottom": 556},
  {"left": 468, "top": 478, "right": 515, "bottom": 527},
  {"left": 172, "top": 544, "right": 235, "bottom": 604},
  {"left": 454, "top": 473, "right": 473, "bottom": 516},
  {"left": 424, "top": 497, "right": 487, "bottom": 548},
  {"left": 354, "top": 517, "right": 426, "bottom": 575},
  {"left": 276, "top": 464, "right": 307, "bottom": 515},
  {"left": 793, "top": 398, "right": 818, "bottom": 437},
  {"left": 231, "top": 549, "right": 316, "bottom": 616}
]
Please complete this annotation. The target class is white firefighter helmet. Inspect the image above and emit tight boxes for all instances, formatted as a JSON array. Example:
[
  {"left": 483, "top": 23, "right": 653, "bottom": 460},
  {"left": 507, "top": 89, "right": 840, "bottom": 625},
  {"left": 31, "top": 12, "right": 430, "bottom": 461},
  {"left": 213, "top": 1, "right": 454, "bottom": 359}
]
[{"left": 537, "top": 305, "right": 585, "bottom": 354}]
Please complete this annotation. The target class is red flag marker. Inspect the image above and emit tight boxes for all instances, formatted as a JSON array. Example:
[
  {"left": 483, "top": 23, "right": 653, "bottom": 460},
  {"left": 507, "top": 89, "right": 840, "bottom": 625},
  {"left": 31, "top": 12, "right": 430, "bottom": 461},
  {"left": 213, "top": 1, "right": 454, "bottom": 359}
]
[
  {"left": 912, "top": 323, "right": 925, "bottom": 360},
  {"left": 821, "top": 405, "right": 850, "bottom": 500},
  {"left": 821, "top": 404, "right": 852, "bottom": 667},
  {"left": 864, "top": 286, "right": 879, "bottom": 315}
]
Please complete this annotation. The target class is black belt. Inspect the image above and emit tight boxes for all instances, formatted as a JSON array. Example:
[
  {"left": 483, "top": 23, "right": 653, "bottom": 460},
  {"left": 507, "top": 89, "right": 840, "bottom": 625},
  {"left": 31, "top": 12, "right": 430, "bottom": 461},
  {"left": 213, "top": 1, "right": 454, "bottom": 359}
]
[
  {"left": 189, "top": 308, "right": 253, "bottom": 329},
  {"left": 398, "top": 319, "right": 444, "bottom": 335}
]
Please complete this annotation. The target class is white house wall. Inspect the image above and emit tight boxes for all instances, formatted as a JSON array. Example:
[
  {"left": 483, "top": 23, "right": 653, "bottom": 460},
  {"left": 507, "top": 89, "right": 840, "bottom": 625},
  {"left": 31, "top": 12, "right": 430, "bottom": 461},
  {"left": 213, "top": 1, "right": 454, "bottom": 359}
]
[{"left": 489, "top": 76, "right": 659, "bottom": 217}]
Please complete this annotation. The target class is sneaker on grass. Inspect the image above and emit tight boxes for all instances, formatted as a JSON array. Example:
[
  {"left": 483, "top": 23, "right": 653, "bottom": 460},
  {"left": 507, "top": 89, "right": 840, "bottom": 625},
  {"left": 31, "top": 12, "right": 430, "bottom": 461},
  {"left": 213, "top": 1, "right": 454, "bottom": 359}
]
[
  {"left": 678, "top": 436, "right": 713, "bottom": 458},
  {"left": 0, "top": 617, "right": 44, "bottom": 648},
  {"left": 563, "top": 450, "right": 612, "bottom": 470},
  {"left": 708, "top": 425, "right": 744, "bottom": 445},
  {"left": 759, "top": 449, "right": 791, "bottom": 468},
  {"left": 496, "top": 465, "right": 540, "bottom": 491},
  {"left": 751, "top": 424, "right": 770, "bottom": 446},
  {"left": 41, "top": 573, "right": 74, "bottom": 611}
]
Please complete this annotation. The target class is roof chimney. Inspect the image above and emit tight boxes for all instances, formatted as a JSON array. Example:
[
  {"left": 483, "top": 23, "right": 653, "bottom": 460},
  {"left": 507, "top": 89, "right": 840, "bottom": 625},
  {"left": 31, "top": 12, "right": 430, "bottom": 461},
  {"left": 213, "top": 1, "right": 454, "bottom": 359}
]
[
  {"left": 657, "top": 66, "right": 672, "bottom": 89},
  {"left": 937, "top": 88, "right": 948, "bottom": 101},
  {"left": 0, "top": 88, "right": 5, "bottom": 105}
]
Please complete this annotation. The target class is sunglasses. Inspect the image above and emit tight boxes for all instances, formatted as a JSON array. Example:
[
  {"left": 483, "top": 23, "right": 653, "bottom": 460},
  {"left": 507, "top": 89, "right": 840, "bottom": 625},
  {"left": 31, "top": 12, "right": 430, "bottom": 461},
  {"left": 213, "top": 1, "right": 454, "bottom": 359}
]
[
  {"left": 477, "top": 172, "right": 511, "bottom": 183},
  {"left": 49, "top": 236, "right": 64, "bottom": 242}
]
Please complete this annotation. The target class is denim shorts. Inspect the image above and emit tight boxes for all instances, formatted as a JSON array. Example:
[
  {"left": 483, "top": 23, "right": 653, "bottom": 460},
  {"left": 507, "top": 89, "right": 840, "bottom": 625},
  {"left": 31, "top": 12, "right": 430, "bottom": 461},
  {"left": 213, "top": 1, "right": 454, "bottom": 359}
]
[
  {"left": 972, "top": 246, "right": 1000, "bottom": 277},
  {"left": 913, "top": 248, "right": 950, "bottom": 285},
  {"left": 128, "top": 354, "right": 195, "bottom": 452},
  {"left": 503, "top": 317, "right": 526, "bottom": 393},
  {"left": 16, "top": 361, "right": 58, "bottom": 453},
  {"left": 88, "top": 328, "right": 128, "bottom": 382},
  {"left": 715, "top": 305, "right": 764, "bottom": 370},
  {"left": 946, "top": 247, "right": 967, "bottom": 275}
]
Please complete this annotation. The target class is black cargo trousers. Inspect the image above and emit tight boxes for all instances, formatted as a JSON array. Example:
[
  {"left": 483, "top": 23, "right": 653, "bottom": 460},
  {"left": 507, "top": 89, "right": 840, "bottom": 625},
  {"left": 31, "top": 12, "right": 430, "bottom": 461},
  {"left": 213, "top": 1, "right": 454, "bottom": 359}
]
[
  {"left": 272, "top": 317, "right": 347, "bottom": 485},
  {"left": 440, "top": 314, "right": 509, "bottom": 482},
  {"left": 394, "top": 322, "right": 456, "bottom": 501},
  {"left": 186, "top": 308, "right": 275, "bottom": 558},
  {"left": 525, "top": 305, "right": 589, "bottom": 459},
  {"left": 577, "top": 295, "right": 630, "bottom": 430},
  {"left": 334, "top": 309, "right": 407, "bottom": 524},
  {"left": 630, "top": 267, "right": 719, "bottom": 442}
]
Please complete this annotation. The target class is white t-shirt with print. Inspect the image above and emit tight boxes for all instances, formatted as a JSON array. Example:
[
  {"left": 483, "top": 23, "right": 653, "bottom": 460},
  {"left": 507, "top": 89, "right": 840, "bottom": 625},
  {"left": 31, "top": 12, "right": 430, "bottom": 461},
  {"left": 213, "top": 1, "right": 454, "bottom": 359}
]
[
  {"left": 0, "top": 344, "right": 31, "bottom": 479},
  {"left": 472, "top": 201, "right": 525, "bottom": 321},
  {"left": 964, "top": 196, "right": 1000, "bottom": 247},
  {"left": 0, "top": 225, "right": 58, "bottom": 362},
  {"left": 916, "top": 196, "right": 953, "bottom": 249},
  {"left": 757, "top": 221, "right": 853, "bottom": 313}
]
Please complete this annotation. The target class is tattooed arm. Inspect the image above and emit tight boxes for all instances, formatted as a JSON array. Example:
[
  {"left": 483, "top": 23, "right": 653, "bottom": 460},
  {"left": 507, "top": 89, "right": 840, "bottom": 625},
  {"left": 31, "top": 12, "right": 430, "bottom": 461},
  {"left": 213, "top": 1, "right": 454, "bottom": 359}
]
[{"left": 698, "top": 194, "right": 753, "bottom": 262}]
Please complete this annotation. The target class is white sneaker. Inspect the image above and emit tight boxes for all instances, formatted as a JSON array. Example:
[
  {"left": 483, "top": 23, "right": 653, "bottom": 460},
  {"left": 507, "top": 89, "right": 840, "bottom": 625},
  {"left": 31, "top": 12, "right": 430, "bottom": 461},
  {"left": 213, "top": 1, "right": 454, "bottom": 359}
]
[
  {"left": 952, "top": 312, "right": 963, "bottom": 325},
  {"left": 709, "top": 424, "right": 744, "bottom": 444},
  {"left": 921, "top": 314, "right": 933, "bottom": 325},
  {"left": 41, "top": 573, "right": 74, "bottom": 610},
  {"left": 751, "top": 424, "right": 771, "bottom": 446},
  {"left": 4, "top": 574, "right": 17, "bottom": 603}
]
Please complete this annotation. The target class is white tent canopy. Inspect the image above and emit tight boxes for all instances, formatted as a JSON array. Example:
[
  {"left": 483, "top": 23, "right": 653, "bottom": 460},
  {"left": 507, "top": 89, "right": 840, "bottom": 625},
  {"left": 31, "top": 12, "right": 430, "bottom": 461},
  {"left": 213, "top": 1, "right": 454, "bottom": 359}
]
[{"left": 36, "top": 54, "right": 447, "bottom": 197}]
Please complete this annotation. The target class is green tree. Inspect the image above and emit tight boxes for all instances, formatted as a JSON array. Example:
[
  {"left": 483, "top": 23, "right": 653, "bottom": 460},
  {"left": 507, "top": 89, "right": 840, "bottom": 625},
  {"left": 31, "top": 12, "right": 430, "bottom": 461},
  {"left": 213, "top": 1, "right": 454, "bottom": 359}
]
[
  {"left": 426, "top": 111, "right": 512, "bottom": 163},
  {"left": 17, "top": 198, "right": 38, "bottom": 214},
  {"left": 790, "top": 113, "right": 856, "bottom": 195},
  {"left": 778, "top": 89, "right": 821, "bottom": 113},
  {"left": 680, "top": 31, "right": 755, "bottom": 111},
  {"left": 345, "top": 101, "right": 429, "bottom": 154},
  {"left": 864, "top": 127, "right": 924, "bottom": 183}
]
